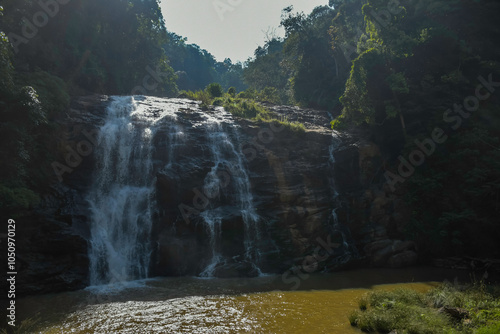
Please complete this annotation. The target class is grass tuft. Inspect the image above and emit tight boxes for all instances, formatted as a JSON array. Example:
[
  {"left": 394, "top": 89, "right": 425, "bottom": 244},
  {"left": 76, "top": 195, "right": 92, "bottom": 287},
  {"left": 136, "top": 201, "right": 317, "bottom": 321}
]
[
  {"left": 348, "top": 283, "right": 500, "bottom": 334},
  {"left": 181, "top": 86, "right": 307, "bottom": 133}
]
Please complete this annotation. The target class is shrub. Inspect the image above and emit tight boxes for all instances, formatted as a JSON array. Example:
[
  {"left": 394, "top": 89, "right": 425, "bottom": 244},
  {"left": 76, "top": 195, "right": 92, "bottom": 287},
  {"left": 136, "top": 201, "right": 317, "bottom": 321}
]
[
  {"left": 349, "top": 289, "right": 453, "bottom": 333},
  {"left": 369, "top": 289, "right": 427, "bottom": 308},
  {"left": 212, "top": 97, "right": 225, "bottom": 106},
  {"left": 237, "top": 89, "right": 256, "bottom": 99},
  {"left": 227, "top": 86, "right": 236, "bottom": 97},
  {"left": 358, "top": 296, "right": 368, "bottom": 311},
  {"left": 182, "top": 89, "right": 212, "bottom": 109},
  {"left": 206, "top": 82, "right": 223, "bottom": 98},
  {"left": 331, "top": 114, "right": 348, "bottom": 130},
  {"left": 223, "top": 99, "right": 270, "bottom": 119},
  {"left": 256, "top": 86, "right": 281, "bottom": 104},
  {"left": 287, "top": 121, "right": 306, "bottom": 133}
]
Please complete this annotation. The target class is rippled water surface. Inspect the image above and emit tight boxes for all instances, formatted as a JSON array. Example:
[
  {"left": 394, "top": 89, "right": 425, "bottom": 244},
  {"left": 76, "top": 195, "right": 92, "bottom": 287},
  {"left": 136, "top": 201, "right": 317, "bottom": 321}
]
[{"left": 14, "top": 268, "right": 470, "bottom": 333}]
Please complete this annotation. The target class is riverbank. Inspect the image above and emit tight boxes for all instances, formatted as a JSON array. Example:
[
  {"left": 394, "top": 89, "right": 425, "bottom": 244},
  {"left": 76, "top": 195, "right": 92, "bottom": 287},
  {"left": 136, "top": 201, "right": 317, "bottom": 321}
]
[{"left": 349, "top": 282, "right": 500, "bottom": 333}]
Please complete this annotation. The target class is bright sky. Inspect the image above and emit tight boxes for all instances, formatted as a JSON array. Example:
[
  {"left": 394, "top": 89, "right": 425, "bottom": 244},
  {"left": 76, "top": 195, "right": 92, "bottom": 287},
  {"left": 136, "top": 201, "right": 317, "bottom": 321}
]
[{"left": 161, "top": 0, "right": 329, "bottom": 63}]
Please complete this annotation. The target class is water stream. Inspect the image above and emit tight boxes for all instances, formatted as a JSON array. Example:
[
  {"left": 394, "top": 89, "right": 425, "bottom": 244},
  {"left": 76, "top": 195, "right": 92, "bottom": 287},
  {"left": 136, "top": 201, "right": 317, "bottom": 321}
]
[
  {"left": 87, "top": 96, "right": 156, "bottom": 286},
  {"left": 200, "top": 110, "right": 261, "bottom": 276}
]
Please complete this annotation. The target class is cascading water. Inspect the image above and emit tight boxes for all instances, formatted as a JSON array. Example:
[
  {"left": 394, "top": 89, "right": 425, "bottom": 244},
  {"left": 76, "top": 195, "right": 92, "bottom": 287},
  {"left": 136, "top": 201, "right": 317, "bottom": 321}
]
[
  {"left": 88, "top": 96, "right": 156, "bottom": 286},
  {"left": 200, "top": 110, "right": 261, "bottom": 277},
  {"left": 327, "top": 131, "right": 357, "bottom": 263},
  {"left": 164, "top": 123, "right": 185, "bottom": 171},
  {"left": 87, "top": 97, "right": 262, "bottom": 281}
]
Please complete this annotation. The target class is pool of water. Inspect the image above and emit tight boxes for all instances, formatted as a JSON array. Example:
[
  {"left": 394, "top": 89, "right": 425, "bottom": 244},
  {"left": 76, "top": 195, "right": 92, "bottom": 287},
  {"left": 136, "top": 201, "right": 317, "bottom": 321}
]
[{"left": 9, "top": 267, "right": 472, "bottom": 333}]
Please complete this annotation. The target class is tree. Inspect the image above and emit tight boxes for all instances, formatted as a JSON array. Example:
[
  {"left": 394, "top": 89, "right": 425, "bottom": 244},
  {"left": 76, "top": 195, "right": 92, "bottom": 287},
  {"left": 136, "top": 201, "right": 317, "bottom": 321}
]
[{"left": 280, "top": 6, "right": 342, "bottom": 109}]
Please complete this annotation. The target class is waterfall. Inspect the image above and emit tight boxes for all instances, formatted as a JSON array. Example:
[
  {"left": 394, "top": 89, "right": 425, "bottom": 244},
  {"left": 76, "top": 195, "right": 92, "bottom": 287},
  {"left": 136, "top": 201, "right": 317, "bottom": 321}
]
[
  {"left": 88, "top": 96, "right": 156, "bottom": 286},
  {"left": 87, "top": 97, "right": 262, "bottom": 281},
  {"left": 199, "top": 110, "right": 261, "bottom": 277},
  {"left": 327, "top": 131, "right": 357, "bottom": 263}
]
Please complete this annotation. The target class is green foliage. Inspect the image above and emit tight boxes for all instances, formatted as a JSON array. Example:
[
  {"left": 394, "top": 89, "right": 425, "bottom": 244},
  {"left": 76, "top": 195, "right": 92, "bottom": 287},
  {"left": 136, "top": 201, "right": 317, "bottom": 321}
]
[
  {"left": 237, "top": 89, "right": 256, "bottom": 99},
  {"left": 266, "top": 119, "right": 306, "bottom": 134},
  {"left": 227, "top": 86, "right": 236, "bottom": 97},
  {"left": 212, "top": 97, "right": 225, "bottom": 106},
  {"left": 1, "top": 0, "right": 178, "bottom": 96},
  {"left": 0, "top": 184, "right": 40, "bottom": 211},
  {"left": 244, "top": 4, "right": 349, "bottom": 109},
  {"left": 255, "top": 87, "right": 281, "bottom": 104},
  {"left": 223, "top": 99, "right": 269, "bottom": 119},
  {"left": 0, "top": 37, "right": 13, "bottom": 94},
  {"left": 206, "top": 82, "right": 224, "bottom": 98},
  {"left": 330, "top": 114, "right": 348, "bottom": 130},
  {"left": 287, "top": 121, "right": 306, "bottom": 133},
  {"left": 181, "top": 89, "right": 212, "bottom": 109},
  {"left": 165, "top": 33, "right": 247, "bottom": 92},
  {"left": 17, "top": 86, "right": 46, "bottom": 126},
  {"left": 153, "top": 59, "right": 179, "bottom": 97},
  {"left": 181, "top": 87, "right": 306, "bottom": 133},
  {"left": 0, "top": 83, "right": 49, "bottom": 212},
  {"left": 350, "top": 285, "right": 500, "bottom": 334},
  {"left": 0, "top": 1, "right": 185, "bottom": 213},
  {"left": 405, "top": 125, "right": 500, "bottom": 259},
  {"left": 339, "top": 48, "right": 381, "bottom": 125},
  {"left": 0, "top": 5, "right": 14, "bottom": 96},
  {"left": 477, "top": 323, "right": 500, "bottom": 334},
  {"left": 17, "top": 71, "right": 70, "bottom": 118},
  {"left": 386, "top": 72, "right": 409, "bottom": 94},
  {"left": 328, "top": 0, "right": 500, "bottom": 261},
  {"left": 428, "top": 283, "right": 500, "bottom": 331},
  {"left": 0, "top": 82, "right": 49, "bottom": 211},
  {"left": 243, "top": 38, "right": 289, "bottom": 98}
]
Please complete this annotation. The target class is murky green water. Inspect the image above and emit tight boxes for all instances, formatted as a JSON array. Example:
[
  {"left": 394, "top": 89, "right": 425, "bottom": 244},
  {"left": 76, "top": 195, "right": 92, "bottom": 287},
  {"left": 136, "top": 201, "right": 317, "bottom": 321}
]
[{"left": 10, "top": 267, "right": 470, "bottom": 333}]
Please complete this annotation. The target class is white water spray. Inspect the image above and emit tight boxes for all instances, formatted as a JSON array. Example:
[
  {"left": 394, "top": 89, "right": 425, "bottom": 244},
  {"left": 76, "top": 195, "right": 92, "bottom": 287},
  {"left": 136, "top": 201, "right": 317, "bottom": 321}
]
[
  {"left": 88, "top": 96, "right": 156, "bottom": 286},
  {"left": 199, "top": 111, "right": 261, "bottom": 276}
]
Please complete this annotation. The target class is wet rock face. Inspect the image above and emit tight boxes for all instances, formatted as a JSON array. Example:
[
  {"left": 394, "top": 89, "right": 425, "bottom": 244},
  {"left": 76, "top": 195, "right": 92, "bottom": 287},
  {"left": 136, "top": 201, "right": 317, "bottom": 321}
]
[
  {"left": 8, "top": 184, "right": 91, "bottom": 297},
  {"left": 236, "top": 124, "right": 338, "bottom": 269},
  {"left": 2, "top": 96, "right": 108, "bottom": 296},
  {"left": 148, "top": 101, "right": 339, "bottom": 277},
  {"left": 13, "top": 95, "right": 417, "bottom": 295}
]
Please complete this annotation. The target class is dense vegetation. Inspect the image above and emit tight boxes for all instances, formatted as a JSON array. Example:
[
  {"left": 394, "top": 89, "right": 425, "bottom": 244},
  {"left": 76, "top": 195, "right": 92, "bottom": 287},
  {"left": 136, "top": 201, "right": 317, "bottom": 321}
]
[
  {"left": 0, "top": 0, "right": 176, "bottom": 214},
  {"left": 165, "top": 32, "right": 247, "bottom": 92},
  {"left": 244, "top": 5, "right": 345, "bottom": 108},
  {"left": 330, "top": 0, "right": 500, "bottom": 260},
  {"left": 233, "top": 0, "right": 500, "bottom": 261},
  {"left": 349, "top": 283, "right": 500, "bottom": 334}
]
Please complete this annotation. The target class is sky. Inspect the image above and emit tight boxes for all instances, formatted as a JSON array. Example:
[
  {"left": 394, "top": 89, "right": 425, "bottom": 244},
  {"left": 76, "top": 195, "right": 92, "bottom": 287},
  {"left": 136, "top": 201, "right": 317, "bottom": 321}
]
[{"left": 161, "top": 0, "right": 329, "bottom": 63}]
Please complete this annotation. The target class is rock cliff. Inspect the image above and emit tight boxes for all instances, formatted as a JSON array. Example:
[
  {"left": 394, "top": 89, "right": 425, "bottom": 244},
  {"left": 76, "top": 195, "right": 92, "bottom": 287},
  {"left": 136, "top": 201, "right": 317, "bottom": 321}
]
[{"left": 9, "top": 96, "right": 416, "bottom": 296}]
